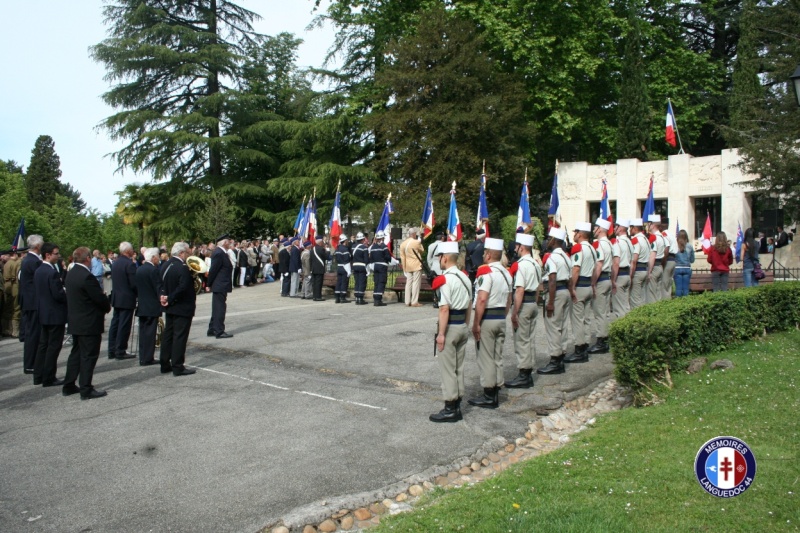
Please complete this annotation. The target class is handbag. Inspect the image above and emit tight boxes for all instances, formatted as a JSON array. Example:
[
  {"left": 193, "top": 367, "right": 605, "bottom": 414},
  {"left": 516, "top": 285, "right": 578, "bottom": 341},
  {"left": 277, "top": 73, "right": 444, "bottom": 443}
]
[{"left": 753, "top": 261, "right": 766, "bottom": 280}]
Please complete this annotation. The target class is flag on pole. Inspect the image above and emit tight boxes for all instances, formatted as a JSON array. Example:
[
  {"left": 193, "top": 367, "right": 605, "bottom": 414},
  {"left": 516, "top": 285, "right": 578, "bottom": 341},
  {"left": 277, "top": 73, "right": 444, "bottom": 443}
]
[
  {"left": 676, "top": 219, "right": 680, "bottom": 235},
  {"left": 421, "top": 183, "right": 434, "bottom": 238},
  {"left": 329, "top": 182, "right": 343, "bottom": 245},
  {"left": 292, "top": 196, "right": 306, "bottom": 235},
  {"left": 642, "top": 175, "right": 655, "bottom": 221},
  {"left": 734, "top": 221, "right": 743, "bottom": 263},
  {"left": 376, "top": 193, "right": 394, "bottom": 249},
  {"left": 599, "top": 178, "right": 613, "bottom": 226},
  {"left": 476, "top": 172, "right": 489, "bottom": 237},
  {"left": 300, "top": 195, "right": 317, "bottom": 243},
  {"left": 11, "top": 218, "right": 25, "bottom": 251},
  {"left": 665, "top": 101, "right": 677, "bottom": 148},
  {"left": 516, "top": 177, "right": 531, "bottom": 233},
  {"left": 701, "top": 212, "right": 713, "bottom": 254},
  {"left": 548, "top": 165, "right": 561, "bottom": 229},
  {"left": 447, "top": 182, "right": 462, "bottom": 242}
]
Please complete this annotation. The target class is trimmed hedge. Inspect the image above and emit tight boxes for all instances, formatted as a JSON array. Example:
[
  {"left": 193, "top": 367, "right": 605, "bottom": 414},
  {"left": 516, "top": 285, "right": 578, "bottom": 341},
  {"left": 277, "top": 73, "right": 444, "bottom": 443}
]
[{"left": 609, "top": 282, "right": 800, "bottom": 395}]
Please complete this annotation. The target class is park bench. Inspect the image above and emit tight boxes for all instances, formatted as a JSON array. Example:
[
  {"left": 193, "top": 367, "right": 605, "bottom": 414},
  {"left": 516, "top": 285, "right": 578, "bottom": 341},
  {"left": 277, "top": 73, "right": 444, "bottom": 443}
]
[
  {"left": 689, "top": 270, "right": 774, "bottom": 293},
  {"left": 389, "top": 274, "right": 434, "bottom": 303}
]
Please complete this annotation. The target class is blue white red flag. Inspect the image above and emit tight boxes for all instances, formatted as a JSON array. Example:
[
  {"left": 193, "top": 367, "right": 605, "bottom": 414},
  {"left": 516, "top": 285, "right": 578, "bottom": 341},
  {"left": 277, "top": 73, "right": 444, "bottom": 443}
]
[
  {"left": 301, "top": 196, "right": 316, "bottom": 243},
  {"left": 329, "top": 184, "right": 343, "bottom": 245},
  {"left": 11, "top": 218, "right": 25, "bottom": 251},
  {"left": 705, "top": 447, "right": 747, "bottom": 489},
  {"left": 666, "top": 101, "right": 678, "bottom": 148},
  {"left": 548, "top": 168, "right": 560, "bottom": 229},
  {"left": 516, "top": 180, "right": 531, "bottom": 233},
  {"left": 643, "top": 175, "right": 655, "bottom": 221},
  {"left": 376, "top": 193, "right": 394, "bottom": 249},
  {"left": 293, "top": 197, "right": 306, "bottom": 235},
  {"left": 476, "top": 173, "right": 489, "bottom": 237},
  {"left": 421, "top": 185, "right": 434, "bottom": 238},
  {"left": 735, "top": 221, "right": 743, "bottom": 263},
  {"left": 600, "top": 179, "right": 613, "bottom": 226},
  {"left": 447, "top": 183, "right": 462, "bottom": 242}
]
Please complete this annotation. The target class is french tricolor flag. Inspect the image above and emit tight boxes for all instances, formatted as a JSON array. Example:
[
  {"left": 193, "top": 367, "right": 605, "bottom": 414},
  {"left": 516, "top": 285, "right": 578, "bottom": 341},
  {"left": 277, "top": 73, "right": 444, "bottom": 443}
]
[
  {"left": 447, "top": 182, "right": 462, "bottom": 242},
  {"left": 421, "top": 185, "right": 434, "bottom": 238},
  {"left": 705, "top": 447, "right": 747, "bottom": 489},
  {"left": 665, "top": 101, "right": 678, "bottom": 148},
  {"left": 329, "top": 185, "right": 343, "bottom": 245}
]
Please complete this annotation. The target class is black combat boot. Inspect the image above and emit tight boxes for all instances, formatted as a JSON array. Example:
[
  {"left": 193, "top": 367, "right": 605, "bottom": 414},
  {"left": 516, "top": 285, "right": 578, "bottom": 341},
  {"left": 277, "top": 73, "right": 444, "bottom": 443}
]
[
  {"left": 588, "top": 337, "right": 609, "bottom": 354},
  {"left": 374, "top": 296, "right": 386, "bottom": 307},
  {"left": 564, "top": 344, "right": 589, "bottom": 363},
  {"left": 429, "top": 400, "right": 463, "bottom": 423},
  {"left": 505, "top": 368, "right": 534, "bottom": 389},
  {"left": 468, "top": 387, "right": 499, "bottom": 409},
  {"left": 537, "top": 355, "right": 566, "bottom": 374},
  {"left": 335, "top": 294, "right": 341, "bottom": 303},
  {"left": 340, "top": 295, "right": 350, "bottom": 303},
  {"left": 355, "top": 297, "right": 366, "bottom": 305}
]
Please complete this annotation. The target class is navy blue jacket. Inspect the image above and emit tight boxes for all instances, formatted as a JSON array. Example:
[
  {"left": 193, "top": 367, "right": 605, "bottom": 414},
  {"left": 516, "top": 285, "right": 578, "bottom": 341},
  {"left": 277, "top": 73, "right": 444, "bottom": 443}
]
[
  {"left": 289, "top": 245, "right": 302, "bottom": 272},
  {"left": 207, "top": 246, "right": 233, "bottom": 293},
  {"left": 35, "top": 262, "right": 67, "bottom": 326},
  {"left": 160, "top": 257, "right": 196, "bottom": 317},
  {"left": 135, "top": 261, "right": 163, "bottom": 318},
  {"left": 19, "top": 252, "right": 43, "bottom": 311},
  {"left": 110, "top": 254, "right": 138, "bottom": 309},
  {"left": 65, "top": 264, "right": 111, "bottom": 335}
]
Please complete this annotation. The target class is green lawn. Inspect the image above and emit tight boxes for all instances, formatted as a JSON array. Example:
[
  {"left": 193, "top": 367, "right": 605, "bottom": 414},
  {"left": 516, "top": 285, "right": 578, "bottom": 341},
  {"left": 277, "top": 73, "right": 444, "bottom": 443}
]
[{"left": 376, "top": 330, "right": 800, "bottom": 532}]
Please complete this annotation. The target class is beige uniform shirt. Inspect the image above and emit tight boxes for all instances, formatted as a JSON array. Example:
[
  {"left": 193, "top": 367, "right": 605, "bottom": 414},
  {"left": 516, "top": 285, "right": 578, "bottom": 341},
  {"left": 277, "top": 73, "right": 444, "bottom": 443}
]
[
  {"left": 594, "top": 238, "right": 613, "bottom": 274},
  {"left": 514, "top": 255, "right": 542, "bottom": 292},
  {"left": 477, "top": 261, "right": 512, "bottom": 308},
  {"left": 633, "top": 233, "right": 651, "bottom": 264},
  {"left": 614, "top": 235, "right": 634, "bottom": 269},
  {"left": 544, "top": 248, "right": 571, "bottom": 282},
  {"left": 571, "top": 241, "right": 597, "bottom": 278},
  {"left": 438, "top": 266, "right": 472, "bottom": 310}
]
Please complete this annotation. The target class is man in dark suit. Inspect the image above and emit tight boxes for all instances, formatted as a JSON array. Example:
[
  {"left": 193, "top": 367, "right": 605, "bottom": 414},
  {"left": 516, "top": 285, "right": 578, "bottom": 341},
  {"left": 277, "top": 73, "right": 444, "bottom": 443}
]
[
  {"left": 310, "top": 235, "right": 330, "bottom": 301},
  {"left": 278, "top": 239, "right": 291, "bottom": 296},
  {"left": 32, "top": 243, "right": 67, "bottom": 387},
  {"left": 108, "top": 242, "right": 137, "bottom": 360},
  {"left": 19, "top": 235, "right": 44, "bottom": 374},
  {"left": 135, "top": 247, "right": 162, "bottom": 366},
  {"left": 63, "top": 246, "right": 112, "bottom": 400},
  {"left": 159, "top": 242, "right": 197, "bottom": 376},
  {"left": 465, "top": 229, "right": 485, "bottom": 284},
  {"left": 207, "top": 235, "right": 233, "bottom": 339}
]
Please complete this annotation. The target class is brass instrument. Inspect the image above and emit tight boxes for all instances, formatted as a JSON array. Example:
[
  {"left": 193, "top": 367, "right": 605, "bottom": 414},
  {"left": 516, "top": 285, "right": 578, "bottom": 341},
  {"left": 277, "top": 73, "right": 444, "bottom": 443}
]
[
  {"left": 186, "top": 255, "right": 208, "bottom": 295},
  {"left": 155, "top": 317, "right": 164, "bottom": 348}
]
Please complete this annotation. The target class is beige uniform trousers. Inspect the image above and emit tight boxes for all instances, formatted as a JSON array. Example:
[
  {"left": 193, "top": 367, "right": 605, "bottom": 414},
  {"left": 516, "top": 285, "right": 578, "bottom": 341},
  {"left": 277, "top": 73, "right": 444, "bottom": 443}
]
[
  {"left": 612, "top": 273, "right": 631, "bottom": 319},
  {"left": 662, "top": 260, "right": 676, "bottom": 300},
  {"left": 646, "top": 264, "right": 664, "bottom": 304},
  {"left": 513, "top": 302, "right": 538, "bottom": 370},
  {"left": 593, "top": 279, "right": 612, "bottom": 337},
  {"left": 404, "top": 269, "right": 422, "bottom": 305},
  {"left": 630, "top": 268, "right": 648, "bottom": 309},
  {"left": 477, "top": 318, "right": 506, "bottom": 388},
  {"left": 571, "top": 285, "right": 594, "bottom": 345},
  {"left": 437, "top": 323, "right": 468, "bottom": 400},
  {"left": 544, "top": 288, "right": 572, "bottom": 357}
]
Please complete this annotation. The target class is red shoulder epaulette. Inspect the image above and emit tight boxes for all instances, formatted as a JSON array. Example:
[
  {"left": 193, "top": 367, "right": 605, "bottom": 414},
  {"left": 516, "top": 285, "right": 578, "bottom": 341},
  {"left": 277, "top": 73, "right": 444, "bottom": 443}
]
[
  {"left": 508, "top": 262, "right": 519, "bottom": 276},
  {"left": 610, "top": 237, "right": 617, "bottom": 245},
  {"left": 591, "top": 241, "right": 600, "bottom": 250},
  {"left": 662, "top": 230, "right": 668, "bottom": 237},
  {"left": 648, "top": 234, "right": 657, "bottom": 244},
  {"left": 461, "top": 269, "right": 469, "bottom": 278},
  {"left": 542, "top": 252, "right": 551, "bottom": 264},
  {"left": 476, "top": 265, "right": 493, "bottom": 277},
  {"left": 431, "top": 275, "right": 446, "bottom": 290},
  {"left": 570, "top": 244, "right": 582, "bottom": 256}
]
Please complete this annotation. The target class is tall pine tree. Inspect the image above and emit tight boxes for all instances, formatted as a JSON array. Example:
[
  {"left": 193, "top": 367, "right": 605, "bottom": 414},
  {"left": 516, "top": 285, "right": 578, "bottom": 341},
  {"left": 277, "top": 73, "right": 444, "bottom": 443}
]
[
  {"left": 26, "top": 135, "right": 63, "bottom": 210},
  {"left": 617, "top": 4, "right": 651, "bottom": 160}
]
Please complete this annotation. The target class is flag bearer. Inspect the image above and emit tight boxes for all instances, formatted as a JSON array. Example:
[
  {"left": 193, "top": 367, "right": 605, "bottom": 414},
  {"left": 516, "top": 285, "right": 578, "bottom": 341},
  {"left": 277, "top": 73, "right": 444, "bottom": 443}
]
[{"left": 334, "top": 234, "right": 351, "bottom": 303}]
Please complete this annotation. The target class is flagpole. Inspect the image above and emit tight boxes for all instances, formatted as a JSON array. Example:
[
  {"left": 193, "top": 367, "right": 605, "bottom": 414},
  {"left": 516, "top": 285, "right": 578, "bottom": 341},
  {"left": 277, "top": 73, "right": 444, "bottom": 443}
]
[{"left": 668, "top": 98, "right": 686, "bottom": 155}]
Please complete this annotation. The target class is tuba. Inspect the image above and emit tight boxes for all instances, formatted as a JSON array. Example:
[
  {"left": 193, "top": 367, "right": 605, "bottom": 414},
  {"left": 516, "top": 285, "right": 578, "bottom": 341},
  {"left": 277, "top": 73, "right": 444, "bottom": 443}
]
[{"left": 186, "top": 255, "right": 208, "bottom": 295}]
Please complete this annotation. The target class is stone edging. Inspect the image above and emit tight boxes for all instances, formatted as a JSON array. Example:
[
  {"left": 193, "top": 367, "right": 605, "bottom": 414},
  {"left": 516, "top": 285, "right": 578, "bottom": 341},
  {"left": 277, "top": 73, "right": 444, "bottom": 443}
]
[{"left": 265, "top": 379, "right": 632, "bottom": 533}]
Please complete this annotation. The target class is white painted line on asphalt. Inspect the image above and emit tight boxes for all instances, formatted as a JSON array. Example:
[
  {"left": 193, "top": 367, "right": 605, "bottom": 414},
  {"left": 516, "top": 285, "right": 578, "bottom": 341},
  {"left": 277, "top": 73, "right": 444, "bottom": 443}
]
[{"left": 192, "top": 365, "right": 387, "bottom": 411}]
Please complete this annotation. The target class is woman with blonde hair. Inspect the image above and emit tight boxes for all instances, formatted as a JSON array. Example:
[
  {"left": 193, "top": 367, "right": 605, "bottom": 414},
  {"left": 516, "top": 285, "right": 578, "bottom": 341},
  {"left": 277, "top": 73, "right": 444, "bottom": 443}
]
[
  {"left": 673, "top": 229, "right": 695, "bottom": 296},
  {"left": 707, "top": 231, "right": 733, "bottom": 291}
]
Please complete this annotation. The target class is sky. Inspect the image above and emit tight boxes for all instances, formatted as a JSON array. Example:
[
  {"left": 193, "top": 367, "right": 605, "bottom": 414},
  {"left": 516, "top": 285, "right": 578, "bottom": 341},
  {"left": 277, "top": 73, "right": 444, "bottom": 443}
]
[{"left": 0, "top": 0, "right": 337, "bottom": 213}]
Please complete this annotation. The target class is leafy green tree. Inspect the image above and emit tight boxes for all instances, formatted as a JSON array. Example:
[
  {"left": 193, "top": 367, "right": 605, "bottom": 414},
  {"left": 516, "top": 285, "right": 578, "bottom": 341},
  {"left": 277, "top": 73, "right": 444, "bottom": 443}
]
[
  {"left": 193, "top": 189, "right": 241, "bottom": 241},
  {"left": 115, "top": 183, "right": 163, "bottom": 248},
  {"left": 617, "top": 3, "right": 651, "bottom": 160},
  {"left": 25, "top": 135, "right": 63, "bottom": 209},
  {"left": 59, "top": 182, "right": 87, "bottom": 213}
]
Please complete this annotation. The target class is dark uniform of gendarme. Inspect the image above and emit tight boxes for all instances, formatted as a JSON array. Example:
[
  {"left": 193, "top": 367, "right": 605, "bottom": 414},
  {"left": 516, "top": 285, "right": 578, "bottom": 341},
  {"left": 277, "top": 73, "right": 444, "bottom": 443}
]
[
  {"left": 352, "top": 238, "right": 369, "bottom": 305},
  {"left": 334, "top": 240, "right": 351, "bottom": 303},
  {"left": 368, "top": 236, "right": 391, "bottom": 306}
]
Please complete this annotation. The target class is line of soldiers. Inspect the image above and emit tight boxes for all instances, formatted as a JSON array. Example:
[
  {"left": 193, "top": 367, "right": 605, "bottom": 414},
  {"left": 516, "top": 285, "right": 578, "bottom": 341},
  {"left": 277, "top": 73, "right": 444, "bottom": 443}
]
[{"left": 428, "top": 214, "right": 676, "bottom": 423}]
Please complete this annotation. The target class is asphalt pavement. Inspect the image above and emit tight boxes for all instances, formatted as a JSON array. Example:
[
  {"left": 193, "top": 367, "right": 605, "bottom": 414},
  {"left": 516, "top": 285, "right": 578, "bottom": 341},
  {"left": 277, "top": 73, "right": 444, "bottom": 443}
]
[{"left": 0, "top": 280, "right": 613, "bottom": 533}]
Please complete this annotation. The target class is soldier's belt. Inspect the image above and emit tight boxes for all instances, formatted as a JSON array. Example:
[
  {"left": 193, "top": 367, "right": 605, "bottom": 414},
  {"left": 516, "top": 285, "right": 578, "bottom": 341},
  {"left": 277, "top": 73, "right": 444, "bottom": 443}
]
[
  {"left": 523, "top": 290, "right": 537, "bottom": 303},
  {"left": 635, "top": 265, "right": 648, "bottom": 272},
  {"left": 544, "top": 281, "right": 569, "bottom": 290},
  {"left": 576, "top": 276, "right": 592, "bottom": 288},
  {"left": 482, "top": 307, "right": 507, "bottom": 320},
  {"left": 448, "top": 309, "right": 467, "bottom": 325},
  {"left": 597, "top": 275, "right": 611, "bottom": 282},
  {"left": 667, "top": 253, "right": 676, "bottom": 261}
]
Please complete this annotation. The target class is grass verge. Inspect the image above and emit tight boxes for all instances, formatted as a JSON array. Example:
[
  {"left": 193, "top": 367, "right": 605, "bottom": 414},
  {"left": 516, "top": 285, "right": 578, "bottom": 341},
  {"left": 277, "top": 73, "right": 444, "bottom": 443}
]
[{"left": 375, "top": 330, "right": 800, "bottom": 532}]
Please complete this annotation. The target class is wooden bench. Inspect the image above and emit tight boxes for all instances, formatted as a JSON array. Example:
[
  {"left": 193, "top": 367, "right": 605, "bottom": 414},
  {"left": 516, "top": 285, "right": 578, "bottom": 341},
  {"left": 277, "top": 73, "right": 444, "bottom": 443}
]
[
  {"left": 689, "top": 270, "right": 775, "bottom": 293},
  {"left": 390, "top": 275, "right": 434, "bottom": 303}
]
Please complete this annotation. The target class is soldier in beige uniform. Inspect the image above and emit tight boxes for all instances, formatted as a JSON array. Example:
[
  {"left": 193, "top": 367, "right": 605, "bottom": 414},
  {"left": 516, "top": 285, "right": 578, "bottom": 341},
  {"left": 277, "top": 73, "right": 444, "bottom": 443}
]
[
  {"left": 661, "top": 224, "right": 678, "bottom": 299},
  {"left": 506, "top": 233, "right": 542, "bottom": 389},
  {"left": 429, "top": 241, "right": 472, "bottom": 423},
  {"left": 564, "top": 222, "right": 596, "bottom": 364},
  {"left": 468, "top": 237, "right": 512, "bottom": 409},
  {"left": 629, "top": 218, "right": 651, "bottom": 309},
  {"left": 646, "top": 214, "right": 666, "bottom": 304},
  {"left": 588, "top": 218, "right": 613, "bottom": 355},
  {"left": 537, "top": 227, "right": 572, "bottom": 375},
  {"left": 2, "top": 251, "right": 22, "bottom": 337},
  {"left": 611, "top": 219, "right": 633, "bottom": 319}
]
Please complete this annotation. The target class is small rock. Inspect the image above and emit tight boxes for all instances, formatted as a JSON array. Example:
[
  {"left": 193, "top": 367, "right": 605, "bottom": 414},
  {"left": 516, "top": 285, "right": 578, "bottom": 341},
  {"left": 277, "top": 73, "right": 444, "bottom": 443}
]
[
  {"left": 318, "top": 519, "right": 337, "bottom": 533},
  {"left": 447, "top": 471, "right": 459, "bottom": 480},
  {"left": 302, "top": 525, "right": 316, "bottom": 533},
  {"left": 332, "top": 509, "right": 350, "bottom": 520},
  {"left": 435, "top": 476, "right": 449, "bottom": 486},
  {"left": 356, "top": 521, "right": 372, "bottom": 529},
  {"left": 353, "top": 508, "right": 371, "bottom": 521},
  {"left": 559, "top": 435, "right": 570, "bottom": 444},
  {"left": 509, "top": 456, "right": 519, "bottom": 464},
  {"left": 272, "top": 527, "right": 289, "bottom": 533},
  {"left": 686, "top": 357, "right": 707, "bottom": 374},
  {"left": 710, "top": 359, "right": 734, "bottom": 370},
  {"left": 587, "top": 418, "right": 596, "bottom": 425},
  {"left": 470, "top": 462, "right": 481, "bottom": 471},
  {"left": 382, "top": 499, "right": 393, "bottom": 510},
  {"left": 370, "top": 503, "right": 386, "bottom": 515},
  {"left": 370, "top": 515, "right": 382, "bottom": 525},
  {"left": 481, "top": 458, "right": 490, "bottom": 467},
  {"left": 505, "top": 444, "right": 516, "bottom": 453},
  {"left": 524, "top": 431, "right": 534, "bottom": 440},
  {"left": 389, "top": 502, "right": 412, "bottom": 515},
  {"left": 408, "top": 485, "right": 424, "bottom": 497},
  {"left": 423, "top": 481, "right": 434, "bottom": 490},
  {"left": 459, "top": 467, "right": 472, "bottom": 475},
  {"left": 488, "top": 453, "right": 501, "bottom": 463},
  {"left": 492, "top": 463, "right": 503, "bottom": 472},
  {"left": 497, "top": 449, "right": 507, "bottom": 458},
  {"left": 340, "top": 515, "right": 354, "bottom": 530},
  {"left": 396, "top": 493, "right": 408, "bottom": 502},
  {"left": 516, "top": 437, "right": 529, "bottom": 447}
]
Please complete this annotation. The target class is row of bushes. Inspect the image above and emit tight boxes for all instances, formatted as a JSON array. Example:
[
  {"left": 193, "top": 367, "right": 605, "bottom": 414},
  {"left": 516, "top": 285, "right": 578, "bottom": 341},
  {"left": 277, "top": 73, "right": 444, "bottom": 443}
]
[{"left": 609, "top": 282, "right": 800, "bottom": 396}]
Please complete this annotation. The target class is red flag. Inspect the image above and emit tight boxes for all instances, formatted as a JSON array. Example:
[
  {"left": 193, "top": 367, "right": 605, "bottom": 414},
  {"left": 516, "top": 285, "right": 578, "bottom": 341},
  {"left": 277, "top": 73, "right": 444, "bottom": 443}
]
[
  {"left": 701, "top": 213, "right": 713, "bottom": 253},
  {"left": 665, "top": 102, "right": 677, "bottom": 148}
]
